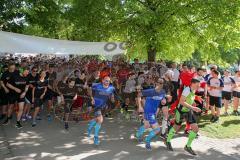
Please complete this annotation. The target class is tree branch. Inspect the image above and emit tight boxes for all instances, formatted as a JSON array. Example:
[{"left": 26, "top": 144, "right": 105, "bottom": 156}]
[
  {"left": 183, "top": 15, "right": 210, "bottom": 26},
  {"left": 182, "top": 14, "right": 209, "bottom": 41}
]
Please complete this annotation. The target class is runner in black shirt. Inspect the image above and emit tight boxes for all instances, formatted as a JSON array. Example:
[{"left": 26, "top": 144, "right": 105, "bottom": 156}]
[
  {"left": 4, "top": 67, "right": 29, "bottom": 129},
  {"left": 56, "top": 74, "right": 68, "bottom": 95},
  {"left": 0, "top": 64, "right": 9, "bottom": 120},
  {"left": 32, "top": 71, "right": 48, "bottom": 127},
  {"left": 1, "top": 63, "right": 19, "bottom": 125},
  {"left": 22, "top": 67, "right": 38, "bottom": 121},
  {"left": 59, "top": 78, "right": 79, "bottom": 130},
  {"left": 45, "top": 65, "right": 58, "bottom": 121}
]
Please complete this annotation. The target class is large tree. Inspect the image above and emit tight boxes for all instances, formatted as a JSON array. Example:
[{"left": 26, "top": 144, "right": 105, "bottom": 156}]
[
  {"left": 118, "top": 0, "right": 240, "bottom": 62},
  {"left": 62, "top": 0, "right": 240, "bottom": 62},
  {"left": 1, "top": 0, "right": 239, "bottom": 63}
]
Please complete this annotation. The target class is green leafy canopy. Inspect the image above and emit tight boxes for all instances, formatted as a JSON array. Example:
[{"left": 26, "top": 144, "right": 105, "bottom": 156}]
[{"left": 0, "top": 0, "right": 239, "bottom": 64}]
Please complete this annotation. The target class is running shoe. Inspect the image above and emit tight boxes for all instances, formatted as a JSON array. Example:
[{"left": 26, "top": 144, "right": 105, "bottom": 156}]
[
  {"left": 32, "top": 122, "right": 37, "bottom": 127},
  {"left": 64, "top": 123, "right": 69, "bottom": 130},
  {"left": 210, "top": 116, "right": 215, "bottom": 122},
  {"left": 15, "top": 122, "right": 23, "bottom": 129},
  {"left": 232, "top": 110, "right": 240, "bottom": 116},
  {"left": 21, "top": 116, "right": 27, "bottom": 122},
  {"left": 26, "top": 115, "right": 32, "bottom": 120},
  {"left": 164, "top": 141, "right": 173, "bottom": 151},
  {"left": 2, "top": 119, "right": 9, "bottom": 125},
  {"left": 145, "top": 142, "right": 152, "bottom": 151},
  {"left": 36, "top": 115, "right": 42, "bottom": 120},
  {"left": 223, "top": 112, "right": 229, "bottom": 116},
  {"left": 212, "top": 117, "right": 219, "bottom": 123},
  {"left": 105, "top": 113, "right": 109, "bottom": 117},
  {"left": 184, "top": 145, "right": 197, "bottom": 156}
]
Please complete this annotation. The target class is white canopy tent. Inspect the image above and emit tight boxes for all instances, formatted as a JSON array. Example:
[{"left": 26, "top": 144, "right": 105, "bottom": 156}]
[{"left": 0, "top": 31, "right": 125, "bottom": 58}]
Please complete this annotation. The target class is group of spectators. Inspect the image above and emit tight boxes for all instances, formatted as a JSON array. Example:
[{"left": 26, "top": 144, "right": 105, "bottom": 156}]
[{"left": 0, "top": 55, "right": 239, "bottom": 130}]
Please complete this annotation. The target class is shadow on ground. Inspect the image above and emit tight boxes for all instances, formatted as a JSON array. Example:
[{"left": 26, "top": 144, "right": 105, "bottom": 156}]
[
  {"left": 0, "top": 116, "right": 239, "bottom": 160},
  {"left": 221, "top": 119, "right": 240, "bottom": 127}
]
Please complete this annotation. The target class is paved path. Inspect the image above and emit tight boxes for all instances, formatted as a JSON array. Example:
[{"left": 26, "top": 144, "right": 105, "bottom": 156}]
[{"left": 0, "top": 116, "right": 239, "bottom": 160}]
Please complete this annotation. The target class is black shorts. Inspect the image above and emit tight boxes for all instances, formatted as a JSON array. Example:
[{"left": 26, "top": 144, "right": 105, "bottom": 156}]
[
  {"left": 8, "top": 93, "right": 25, "bottom": 104},
  {"left": 34, "top": 98, "right": 44, "bottom": 108},
  {"left": 209, "top": 96, "right": 222, "bottom": 108},
  {"left": 175, "top": 108, "right": 197, "bottom": 125},
  {"left": 233, "top": 91, "right": 240, "bottom": 98},
  {"left": 222, "top": 91, "right": 232, "bottom": 100},
  {"left": 196, "top": 91, "right": 204, "bottom": 97},
  {"left": 44, "top": 89, "right": 59, "bottom": 101},
  {"left": 172, "top": 81, "right": 180, "bottom": 90},
  {"left": 0, "top": 89, "right": 8, "bottom": 105},
  {"left": 94, "top": 108, "right": 103, "bottom": 117}
]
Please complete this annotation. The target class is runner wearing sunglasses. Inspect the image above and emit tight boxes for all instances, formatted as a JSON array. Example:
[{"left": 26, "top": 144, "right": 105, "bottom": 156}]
[{"left": 135, "top": 78, "right": 166, "bottom": 150}]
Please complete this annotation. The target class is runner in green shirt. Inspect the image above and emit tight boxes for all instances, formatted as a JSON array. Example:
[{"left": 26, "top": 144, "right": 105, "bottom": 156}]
[{"left": 165, "top": 78, "right": 201, "bottom": 156}]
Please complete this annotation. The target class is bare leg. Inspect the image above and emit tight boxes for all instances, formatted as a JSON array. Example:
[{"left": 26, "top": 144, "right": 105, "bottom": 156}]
[{"left": 17, "top": 102, "right": 24, "bottom": 122}]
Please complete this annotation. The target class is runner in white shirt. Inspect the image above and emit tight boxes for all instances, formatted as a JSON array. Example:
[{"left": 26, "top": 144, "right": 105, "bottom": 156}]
[
  {"left": 207, "top": 70, "right": 224, "bottom": 123},
  {"left": 232, "top": 70, "right": 240, "bottom": 116},
  {"left": 204, "top": 66, "right": 217, "bottom": 113},
  {"left": 222, "top": 70, "right": 235, "bottom": 116}
]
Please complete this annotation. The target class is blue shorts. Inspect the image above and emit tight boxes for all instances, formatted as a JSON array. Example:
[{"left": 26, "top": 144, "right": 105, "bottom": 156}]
[
  {"left": 94, "top": 108, "right": 103, "bottom": 117},
  {"left": 144, "top": 113, "right": 157, "bottom": 125}
]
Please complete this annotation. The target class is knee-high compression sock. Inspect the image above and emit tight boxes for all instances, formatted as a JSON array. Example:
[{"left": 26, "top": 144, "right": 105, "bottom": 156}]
[
  {"left": 136, "top": 125, "right": 146, "bottom": 139},
  {"left": 87, "top": 120, "right": 97, "bottom": 135},
  {"left": 186, "top": 131, "right": 197, "bottom": 147},
  {"left": 145, "top": 128, "right": 161, "bottom": 143},
  {"left": 167, "top": 127, "right": 176, "bottom": 143},
  {"left": 94, "top": 123, "right": 101, "bottom": 137},
  {"left": 162, "top": 118, "right": 168, "bottom": 135}
]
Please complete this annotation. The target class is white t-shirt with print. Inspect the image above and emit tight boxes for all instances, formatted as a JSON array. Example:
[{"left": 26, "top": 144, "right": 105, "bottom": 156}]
[{"left": 207, "top": 77, "right": 224, "bottom": 97}]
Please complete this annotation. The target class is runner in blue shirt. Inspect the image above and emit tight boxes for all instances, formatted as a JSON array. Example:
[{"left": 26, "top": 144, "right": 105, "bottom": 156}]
[
  {"left": 136, "top": 78, "right": 166, "bottom": 150},
  {"left": 87, "top": 75, "right": 115, "bottom": 145}
]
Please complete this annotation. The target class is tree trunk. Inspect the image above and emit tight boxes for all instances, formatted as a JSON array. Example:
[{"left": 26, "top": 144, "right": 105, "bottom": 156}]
[{"left": 147, "top": 46, "right": 156, "bottom": 62}]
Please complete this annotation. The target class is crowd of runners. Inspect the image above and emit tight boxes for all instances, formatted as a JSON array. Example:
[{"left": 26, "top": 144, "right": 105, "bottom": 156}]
[{"left": 0, "top": 55, "right": 240, "bottom": 155}]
